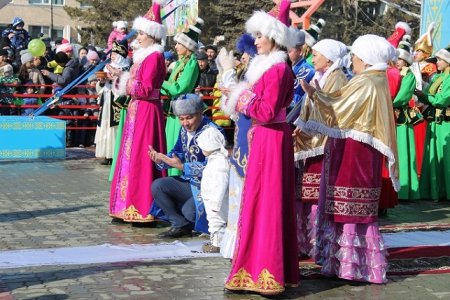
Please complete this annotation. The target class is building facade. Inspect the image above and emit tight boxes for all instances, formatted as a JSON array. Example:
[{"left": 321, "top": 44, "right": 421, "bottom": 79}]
[{"left": 0, "top": 0, "right": 89, "bottom": 42}]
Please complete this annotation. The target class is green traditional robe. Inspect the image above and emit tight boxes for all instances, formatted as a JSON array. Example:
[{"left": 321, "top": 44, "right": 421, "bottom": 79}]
[
  {"left": 392, "top": 69, "right": 419, "bottom": 200},
  {"left": 161, "top": 54, "right": 200, "bottom": 176},
  {"left": 418, "top": 67, "right": 450, "bottom": 200}
]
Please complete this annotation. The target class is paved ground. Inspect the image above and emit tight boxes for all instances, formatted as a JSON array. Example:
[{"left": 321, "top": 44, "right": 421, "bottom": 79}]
[{"left": 0, "top": 148, "right": 450, "bottom": 300}]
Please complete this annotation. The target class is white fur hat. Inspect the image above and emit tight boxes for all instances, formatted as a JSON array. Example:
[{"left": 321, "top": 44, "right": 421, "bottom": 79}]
[
  {"left": 133, "top": 0, "right": 168, "bottom": 40},
  {"left": 116, "top": 21, "right": 128, "bottom": 29},
  {"left": 245, "top": 0, "right": 296, "bottom": 49}
]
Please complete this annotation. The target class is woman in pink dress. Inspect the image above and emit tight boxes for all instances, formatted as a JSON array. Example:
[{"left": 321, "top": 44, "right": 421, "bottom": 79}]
[
  {"left": 299, "top": 35, "right": 400, "bottom": 284},
  {"left": 224, "top": 0, "right": 299, "bottom": 295},
  {"left": 109, "top": 0, "right": 168, "bottom": 224}
]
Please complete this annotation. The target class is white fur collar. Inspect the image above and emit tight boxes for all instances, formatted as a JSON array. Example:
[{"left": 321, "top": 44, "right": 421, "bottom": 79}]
[
  {"left": 132, "top": 44, "right": 164, "bottom": 65},
  {"left": 245, "top": 51, "right": 287, "bottom": 84}
]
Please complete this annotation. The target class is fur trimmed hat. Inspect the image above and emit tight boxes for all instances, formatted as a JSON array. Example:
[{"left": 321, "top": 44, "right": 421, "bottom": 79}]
[
  {"left": 172, "top": 93, "right": 204, "bottom": 116},
  {"left": 174, "top": 18, "right": 204, "bottom": 52},
  {"left": 133, "top": 0, "right": 168, "bottom": 41},
  {"left": 116, "top": 20, "right": 128, "bottom": 29},
  {"left": 397, "top": 35, "right": 413, "bottom": 65},
  {"left": 302, "top": 18, "right": 326, "bottom": 47},
  {"left": 435, "top": 45, "right": 450, "bottom": 64},
  {"left": 290, "top": 28, "right": 305, "bottom": 48},
  {"left": 387, "top": 22, "right": 411, "bottom": 48},
  {"left": 245, "top": 0, "right": 296, "bottom": 49}
]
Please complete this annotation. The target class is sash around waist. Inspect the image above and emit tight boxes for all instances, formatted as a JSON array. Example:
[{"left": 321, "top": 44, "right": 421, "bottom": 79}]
[
  {"left": 252, "top": 109, "right": 287, "bottom": 126},
  {"left": 132, "top": 89, "right": 161, "bottom": 101}
]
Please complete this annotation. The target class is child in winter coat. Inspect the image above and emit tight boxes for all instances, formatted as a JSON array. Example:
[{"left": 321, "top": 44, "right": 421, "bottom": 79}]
[
  {"left": 21, "top": 82, "right": 39, "bottom": 116},
  {"left": 2, "top": 17, "right": 30, "bottom": 53},
  {"left": 197, "top": 127, "right": 230, "bottom": 253},
  {"left": 107, "top": 21, "right": 128, "bottom": 51}
]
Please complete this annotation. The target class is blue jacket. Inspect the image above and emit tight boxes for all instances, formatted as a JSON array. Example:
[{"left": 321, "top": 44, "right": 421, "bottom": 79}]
[
  {"left": 291, "top": 57, "right": 315, "bottom": 107},
  {"left": 157, "top": 116, "right": 224, "bottom": 188}
]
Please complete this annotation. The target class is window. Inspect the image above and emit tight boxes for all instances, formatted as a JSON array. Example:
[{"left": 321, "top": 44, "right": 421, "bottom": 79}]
[
  {"left": 29, "top": 0, "right": 65, "bottom": 5},
  {"left": 79, "top": 0, "right": 92, "bottom": 8},
  {"left": 29, "top": 25, "right": 63, "bottom": 39}
]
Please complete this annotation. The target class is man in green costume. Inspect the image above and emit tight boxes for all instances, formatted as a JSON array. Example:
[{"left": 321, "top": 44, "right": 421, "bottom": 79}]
[
  {"left": 393, "top": 36, "right": 420, "bottom": 200},
  {"left": 415, "top": 45, "right": 450, "bottom": 200}
]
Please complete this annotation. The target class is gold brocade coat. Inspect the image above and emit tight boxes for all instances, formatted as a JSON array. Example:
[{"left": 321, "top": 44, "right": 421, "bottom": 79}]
[
  {"left": 295, "top": 69, "right": 400, "bottom": 191},
  {"left": 294, "top": 68, "right": 348, "bottom": 160}
]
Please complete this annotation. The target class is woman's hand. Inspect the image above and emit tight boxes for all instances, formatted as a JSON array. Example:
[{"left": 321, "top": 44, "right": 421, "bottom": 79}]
[
  {"left": 219, "top": 87, "right": 231, "bottom": 97},
  {"left": 300, "top": 79, "right": 321, "bottom": 98},
  {"left": 106, "top": 64, "right": 121, "bottom": 77}
]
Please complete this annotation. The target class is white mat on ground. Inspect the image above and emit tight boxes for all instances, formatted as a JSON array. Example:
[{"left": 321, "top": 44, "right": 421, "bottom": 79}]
[
  {"left": 0, "top": 240, "right": 220, "bottom": 269},
  {"left": 383, "top": 230, "right": 450, "bottom": 248},
  {"left": 1, "top": 230, "right": 450, "bottom": 269}
]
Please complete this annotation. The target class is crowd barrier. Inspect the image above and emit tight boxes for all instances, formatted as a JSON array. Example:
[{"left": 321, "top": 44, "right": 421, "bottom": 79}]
[{"left": 0, "top": 84, "right": 234, "bottom": 132}]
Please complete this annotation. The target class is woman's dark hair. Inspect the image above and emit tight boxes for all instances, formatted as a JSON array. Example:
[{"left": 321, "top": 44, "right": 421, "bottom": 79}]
[
  {"left": 78, "top": 47, "right": 88, "bottom": 54},
  {"left": 18, "top": 63, "right": 29, "bottom": 83},
  {"left": 279, "top": 46, "right": 292, "bottom": 69}
]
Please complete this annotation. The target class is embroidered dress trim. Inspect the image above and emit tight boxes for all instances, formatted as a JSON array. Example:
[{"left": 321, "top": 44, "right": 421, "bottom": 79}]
[
  {"left": 109, "top": 205, "right": 155, "bottom": 222},
  {"left": 236, "top": 89, "right": 256, "bottom": 115},
  {"left": 225, "top": 268, "right": 285, "bottom": 295},
  {"left": 325, "top": 185, "right": 381, "bottom": 218}
]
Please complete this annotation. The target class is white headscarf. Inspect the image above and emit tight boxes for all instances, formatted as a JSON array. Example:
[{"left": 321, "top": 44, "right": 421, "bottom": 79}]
[
  {"left": 311, "top": 39, "right": 348, "bottom": 88},
  {"left": 351, "top": 34, "right": 395, "bottom": 71},
  {"left": 110, "top": 54, "right": 130, "bottom": 70}
]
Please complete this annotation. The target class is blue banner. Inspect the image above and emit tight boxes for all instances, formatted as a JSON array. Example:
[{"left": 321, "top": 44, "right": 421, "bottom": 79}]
[{"left": 421, "top": 0, "right": 450, "bottom": 52}]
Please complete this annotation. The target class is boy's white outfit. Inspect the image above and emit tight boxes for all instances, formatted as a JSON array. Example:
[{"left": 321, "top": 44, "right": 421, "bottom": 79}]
[{"left": 197, "top": 127, "right": 230, "bottom": 248}]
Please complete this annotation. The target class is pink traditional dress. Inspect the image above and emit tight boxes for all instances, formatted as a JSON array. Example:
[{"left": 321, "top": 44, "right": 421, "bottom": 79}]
[
  {"left": 224, "top": 51, "right": 298, "bottom": 295},
  {"left": 109, "top": 44, "right": 167, "bottom": 222},
  {"left": 296, "top": 65, "right": 400, "bottom": 283}
]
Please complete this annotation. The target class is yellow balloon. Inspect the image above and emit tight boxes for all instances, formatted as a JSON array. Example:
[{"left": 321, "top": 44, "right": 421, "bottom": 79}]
[{"left": 28, "top": 39, "right": 46, "bottom": 57}]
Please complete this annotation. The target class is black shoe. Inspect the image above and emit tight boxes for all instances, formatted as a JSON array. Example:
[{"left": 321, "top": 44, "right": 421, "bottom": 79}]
[
  {"left": 100, "top": 158, "right": 112, "bottom": 165},
  {"left": 157, "top": 224, "right": 192, "bottom": 238},
  {"left": 132, "top": 222, "right": 156, "bottom": 228},
  {"left": 111, "top": 217, "right": 127, "bottom": 225}
]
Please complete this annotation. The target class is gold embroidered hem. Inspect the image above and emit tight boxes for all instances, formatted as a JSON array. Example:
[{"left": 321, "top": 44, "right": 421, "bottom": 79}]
[
  {"left": 301, "top": 186, "right": 320, "bottom": 201},
  {"left": 225, "top": 268, "right": 286, "bottom": 295},
  {"left": 325, "top": 185, "right": 381, "bottom": 217},
  {"left": 110, "top": 205, "right": 155, "bottom": 222}
]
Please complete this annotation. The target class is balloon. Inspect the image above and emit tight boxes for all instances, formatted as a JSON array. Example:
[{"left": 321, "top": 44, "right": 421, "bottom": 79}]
[{"left": 27, "top": 39, "right": 46, "bottom": 57}]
